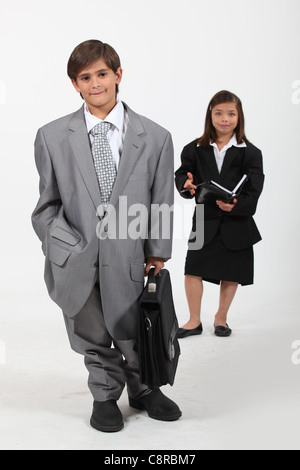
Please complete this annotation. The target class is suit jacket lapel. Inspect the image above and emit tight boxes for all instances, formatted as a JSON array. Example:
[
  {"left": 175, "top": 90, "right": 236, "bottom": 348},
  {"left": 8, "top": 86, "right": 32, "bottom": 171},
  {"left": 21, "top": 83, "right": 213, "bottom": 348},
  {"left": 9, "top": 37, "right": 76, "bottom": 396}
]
[
  {"left": 68, "top": 103, "right": 146, "bottom": 210},
  {"left": 200, "top": 146, "right": 220, "bottom": 182},
  {"left": 69, "top": 106, "right": 102, "bottom": 210},
  {"left": 109, "top": 103, "right": 145, "bottom": 207},
  {"left": 220, "top": 146, "right": 243, "bottom": 179}
]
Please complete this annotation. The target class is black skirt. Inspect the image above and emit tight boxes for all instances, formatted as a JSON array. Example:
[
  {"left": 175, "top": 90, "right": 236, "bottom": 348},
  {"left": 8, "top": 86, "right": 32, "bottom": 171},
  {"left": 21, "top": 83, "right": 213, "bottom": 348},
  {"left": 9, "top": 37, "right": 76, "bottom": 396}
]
[{"left": 185, "top": 231, "right": 254, "bottom": 286}]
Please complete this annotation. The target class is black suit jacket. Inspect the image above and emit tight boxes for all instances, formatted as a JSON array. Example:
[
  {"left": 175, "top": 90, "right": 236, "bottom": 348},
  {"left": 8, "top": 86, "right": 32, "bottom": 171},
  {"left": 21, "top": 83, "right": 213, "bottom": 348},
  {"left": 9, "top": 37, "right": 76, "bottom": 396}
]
[{"left": 175, "top": 140, "right": 265, "bottom": 251}]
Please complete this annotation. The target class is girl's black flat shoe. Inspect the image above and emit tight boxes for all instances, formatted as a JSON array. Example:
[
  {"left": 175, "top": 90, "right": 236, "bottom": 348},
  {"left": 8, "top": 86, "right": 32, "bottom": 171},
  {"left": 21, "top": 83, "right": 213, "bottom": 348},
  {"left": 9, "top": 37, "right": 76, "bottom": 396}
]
[
  {"left": 177, "top": 323, "right": 203, "bottom": 339},
  {"left": 214, "top": 324, "right": 232, "bottom": 337}
]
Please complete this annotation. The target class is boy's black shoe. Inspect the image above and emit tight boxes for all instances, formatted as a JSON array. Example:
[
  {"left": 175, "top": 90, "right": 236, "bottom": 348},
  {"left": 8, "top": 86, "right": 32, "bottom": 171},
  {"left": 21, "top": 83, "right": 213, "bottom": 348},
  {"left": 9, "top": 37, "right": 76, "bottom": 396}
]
[
  {"left": 129, "top": 389, "right": 182, "bottom": 421},
  {"left": 90, "top": 400, "right": 124, "bottom": 432}
]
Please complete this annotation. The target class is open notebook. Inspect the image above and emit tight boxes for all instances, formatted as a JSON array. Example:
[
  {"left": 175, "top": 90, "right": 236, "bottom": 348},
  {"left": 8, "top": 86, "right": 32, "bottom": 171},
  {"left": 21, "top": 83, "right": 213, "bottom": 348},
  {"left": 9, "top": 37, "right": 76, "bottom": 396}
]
[{"left": 181, "top": 174, "right": 248, "bottom": 203}]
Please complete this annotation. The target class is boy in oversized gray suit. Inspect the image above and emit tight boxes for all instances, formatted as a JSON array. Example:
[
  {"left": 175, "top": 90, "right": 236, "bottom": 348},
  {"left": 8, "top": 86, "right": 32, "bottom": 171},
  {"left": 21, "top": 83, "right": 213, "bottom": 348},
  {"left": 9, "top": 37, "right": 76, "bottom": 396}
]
[{"left": 32, "top": 40, "right": 181, "bottom": 432}]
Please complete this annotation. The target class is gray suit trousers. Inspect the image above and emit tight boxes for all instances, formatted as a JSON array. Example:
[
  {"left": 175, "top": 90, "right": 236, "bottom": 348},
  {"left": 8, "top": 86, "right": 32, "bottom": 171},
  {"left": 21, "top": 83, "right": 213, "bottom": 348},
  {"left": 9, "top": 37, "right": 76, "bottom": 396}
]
[{"left": 63, "top": 280, "right": 150, "bottom": 402}]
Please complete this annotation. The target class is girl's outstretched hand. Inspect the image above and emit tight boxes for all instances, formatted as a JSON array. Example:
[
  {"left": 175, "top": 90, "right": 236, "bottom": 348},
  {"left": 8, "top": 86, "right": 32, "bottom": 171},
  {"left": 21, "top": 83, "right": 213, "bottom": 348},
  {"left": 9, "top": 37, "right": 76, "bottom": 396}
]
[{"left": 184, "top": 172, "right": 197, "bottom": 195}]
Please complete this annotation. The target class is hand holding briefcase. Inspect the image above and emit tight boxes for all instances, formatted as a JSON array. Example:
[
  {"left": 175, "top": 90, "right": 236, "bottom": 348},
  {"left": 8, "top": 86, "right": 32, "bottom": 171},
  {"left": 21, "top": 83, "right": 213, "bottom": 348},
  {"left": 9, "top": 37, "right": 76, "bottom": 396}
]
[{"left": 138, "top": 268, "right": 180, "bottom": 390}]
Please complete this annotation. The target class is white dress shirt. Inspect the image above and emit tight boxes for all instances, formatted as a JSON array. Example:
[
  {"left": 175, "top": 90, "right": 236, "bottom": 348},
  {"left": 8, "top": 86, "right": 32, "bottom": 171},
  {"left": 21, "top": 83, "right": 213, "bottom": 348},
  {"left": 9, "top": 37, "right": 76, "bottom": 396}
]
[
  {"left": 210, "top": 134, "right": 247, "bottom": 173},
  {"left": 84, "top": 100, "right": 128, "bottom": 170}
]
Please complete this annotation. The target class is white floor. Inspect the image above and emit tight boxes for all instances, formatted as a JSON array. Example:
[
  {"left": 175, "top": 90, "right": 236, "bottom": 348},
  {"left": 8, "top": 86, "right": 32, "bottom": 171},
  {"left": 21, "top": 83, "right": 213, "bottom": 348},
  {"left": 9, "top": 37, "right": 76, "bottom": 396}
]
[{"left": 0, "top": 286, "right": 299, "bottom": 450}]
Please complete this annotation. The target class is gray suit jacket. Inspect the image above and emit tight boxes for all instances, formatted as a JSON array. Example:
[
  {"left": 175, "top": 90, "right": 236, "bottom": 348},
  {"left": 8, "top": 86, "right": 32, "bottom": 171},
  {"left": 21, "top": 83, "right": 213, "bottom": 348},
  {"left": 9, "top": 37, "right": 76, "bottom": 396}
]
[{"left": 32, "top": 103, "right": 174, "bottom": 340}]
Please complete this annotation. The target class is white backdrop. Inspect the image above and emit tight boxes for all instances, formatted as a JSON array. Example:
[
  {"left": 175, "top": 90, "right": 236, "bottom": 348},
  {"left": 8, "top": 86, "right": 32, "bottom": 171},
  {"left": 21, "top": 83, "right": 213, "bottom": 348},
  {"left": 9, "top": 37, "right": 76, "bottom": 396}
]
[
  {"left": 0, "top": 0, "right": 299, "bottom": 449},
  {"left": 0, "top": 0, "right": 299, "bottom": 301}
]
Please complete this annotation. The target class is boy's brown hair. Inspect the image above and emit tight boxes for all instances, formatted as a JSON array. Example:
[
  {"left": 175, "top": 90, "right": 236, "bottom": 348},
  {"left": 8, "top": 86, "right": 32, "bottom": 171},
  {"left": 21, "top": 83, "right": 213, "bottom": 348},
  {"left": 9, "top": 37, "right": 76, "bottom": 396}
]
[
  {"left": 198, "top": 90, "right": 248, "bottom": 147},
  {"left": 67, "top": 40, "right": 121, "bottom": 95}
]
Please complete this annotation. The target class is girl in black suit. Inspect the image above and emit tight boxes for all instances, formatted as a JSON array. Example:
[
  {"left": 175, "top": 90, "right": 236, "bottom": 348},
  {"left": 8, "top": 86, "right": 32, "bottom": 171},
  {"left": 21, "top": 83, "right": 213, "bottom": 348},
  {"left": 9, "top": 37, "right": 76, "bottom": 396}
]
[{"left": 175, "top": 91, "right": 264, "bottom": 337}]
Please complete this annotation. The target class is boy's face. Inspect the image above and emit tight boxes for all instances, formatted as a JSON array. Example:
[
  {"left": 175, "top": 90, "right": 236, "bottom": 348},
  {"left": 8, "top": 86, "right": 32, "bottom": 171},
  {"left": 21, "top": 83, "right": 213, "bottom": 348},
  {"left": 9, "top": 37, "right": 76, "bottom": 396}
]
[{"left": 72, "top": 58, "right": 122, "bottom": 118}]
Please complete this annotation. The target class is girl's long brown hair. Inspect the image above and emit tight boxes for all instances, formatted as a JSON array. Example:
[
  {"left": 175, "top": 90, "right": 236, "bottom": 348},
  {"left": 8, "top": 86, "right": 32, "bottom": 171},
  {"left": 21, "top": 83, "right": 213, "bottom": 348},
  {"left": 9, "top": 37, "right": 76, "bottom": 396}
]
[{"left": 198, "top": 90, "right": 248, "bottom": 147}]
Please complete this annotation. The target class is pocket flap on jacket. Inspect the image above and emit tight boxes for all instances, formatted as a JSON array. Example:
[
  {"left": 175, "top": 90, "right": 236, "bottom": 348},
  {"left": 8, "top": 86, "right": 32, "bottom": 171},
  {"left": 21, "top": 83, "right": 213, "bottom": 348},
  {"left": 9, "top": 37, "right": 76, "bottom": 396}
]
[
  {"left": 48, "top": 243, "right": 71, "bottom": 266},
  {"left": 50, "top": 225, "right": 80, "bottom": 246},
  {"left": 130, "top": 263, "right": 145, "bottom": 283}
]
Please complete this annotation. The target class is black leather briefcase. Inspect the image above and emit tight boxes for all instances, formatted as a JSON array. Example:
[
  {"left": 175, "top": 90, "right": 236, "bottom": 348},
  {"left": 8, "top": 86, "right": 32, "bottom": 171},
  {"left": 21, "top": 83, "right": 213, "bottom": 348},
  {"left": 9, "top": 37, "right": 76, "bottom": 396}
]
[{"left": 138, "top": 268, "right": 180, "bottom": 390}]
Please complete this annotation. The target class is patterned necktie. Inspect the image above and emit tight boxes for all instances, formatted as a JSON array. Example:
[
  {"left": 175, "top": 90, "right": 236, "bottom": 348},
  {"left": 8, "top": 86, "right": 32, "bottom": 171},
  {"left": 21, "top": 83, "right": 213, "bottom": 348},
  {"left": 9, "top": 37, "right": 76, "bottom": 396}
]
[{"left": 90, "top": 122, "right": 116, "bottom": 206}]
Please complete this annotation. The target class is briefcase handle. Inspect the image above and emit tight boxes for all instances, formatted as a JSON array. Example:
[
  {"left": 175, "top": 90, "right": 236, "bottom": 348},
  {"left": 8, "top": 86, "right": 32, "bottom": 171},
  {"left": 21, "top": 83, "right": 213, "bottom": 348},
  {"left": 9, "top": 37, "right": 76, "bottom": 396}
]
[{"left": 147, "top": 268, "right": 161, "bottom": 293}]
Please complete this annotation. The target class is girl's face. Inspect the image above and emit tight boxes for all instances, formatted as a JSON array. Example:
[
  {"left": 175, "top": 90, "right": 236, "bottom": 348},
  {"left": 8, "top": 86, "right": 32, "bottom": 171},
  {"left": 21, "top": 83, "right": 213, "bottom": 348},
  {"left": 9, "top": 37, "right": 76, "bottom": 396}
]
[{"left": 211, "top": 102, "right": 239, "bottom": 140}]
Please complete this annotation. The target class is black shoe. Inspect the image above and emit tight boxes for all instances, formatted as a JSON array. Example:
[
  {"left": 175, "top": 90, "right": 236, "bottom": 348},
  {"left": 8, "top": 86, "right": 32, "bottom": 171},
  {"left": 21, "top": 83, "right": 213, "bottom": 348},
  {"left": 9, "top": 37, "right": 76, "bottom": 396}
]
[
  {"left": 177, "top": 323, "right": 203, "bottom": 339},
  {"left": 214, "top": 324, "right": 232, "bottom": 337},
  {"left": 90, "top": 400, "right": 124, "bottom": 432},
  {"left": 129, "top": 389, "right": 182, "bottom": 421}
]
